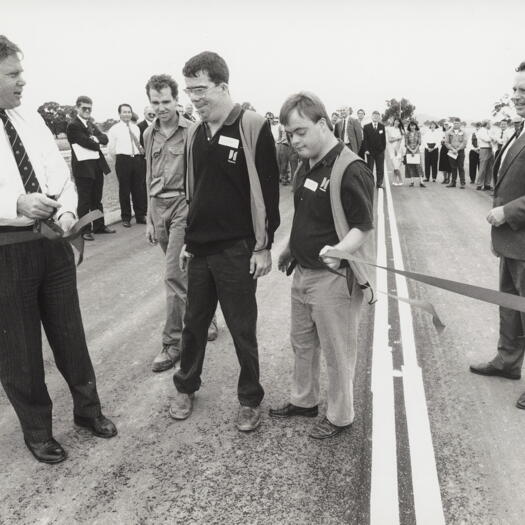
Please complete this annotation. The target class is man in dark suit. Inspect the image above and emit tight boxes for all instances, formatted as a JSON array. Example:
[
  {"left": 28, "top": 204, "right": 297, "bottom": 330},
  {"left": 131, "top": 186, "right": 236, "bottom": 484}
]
[
  {"left": 138, "top": 105, "right": 155, "bottom": 148},
  {"left": 66, "top": 96, "right": 115, "bottom": 240},
  {"left": 334, "top": 106, "right": 362, "bottom": 154},
  {"left": 362, "top": 111, "right": 387, "bottom": 188},
  {"left": 470, "top": 61, "right": 525, "bottom": 409}
]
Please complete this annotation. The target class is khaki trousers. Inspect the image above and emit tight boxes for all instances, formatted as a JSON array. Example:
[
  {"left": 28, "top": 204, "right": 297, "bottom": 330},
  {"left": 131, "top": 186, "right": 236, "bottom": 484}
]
[{"left": 290, "top": 265, "right": 363, "bottom": 426}]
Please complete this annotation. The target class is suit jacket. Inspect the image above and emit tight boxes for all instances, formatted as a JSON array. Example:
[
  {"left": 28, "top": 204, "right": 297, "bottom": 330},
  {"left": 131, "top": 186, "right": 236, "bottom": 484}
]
[
  {"left": 66, "top": 117, "right": 110, "bottom": 179},
  {"left": 138, "top": 119, "right": 150, "bottom": 148},
  {"left": 334, "top": 117, "right": 362, "bottom": 154},
  {"left": 492, "top": 129, "right": 525, "bottom": 260},
  {"left": 363, "top": 122, "right": 386, "bottom": 156}
]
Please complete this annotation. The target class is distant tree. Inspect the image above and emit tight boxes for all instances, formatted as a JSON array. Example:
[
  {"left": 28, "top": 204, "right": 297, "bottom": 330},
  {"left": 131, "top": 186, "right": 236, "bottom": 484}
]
[
  {"left": 99, "top": 118, "right": 119, "bottom": 132},
  {"left": 382, "top": 97, "right": 416, "bottom": 123},
  {"left": 37, "top": 102, "right": 76, "bottom": 137}
]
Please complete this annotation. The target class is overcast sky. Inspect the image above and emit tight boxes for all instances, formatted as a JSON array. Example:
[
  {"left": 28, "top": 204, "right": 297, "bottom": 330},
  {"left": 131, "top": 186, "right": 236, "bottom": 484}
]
[{"left": 4, "top": 0, "right": 524, "bottom": 123}]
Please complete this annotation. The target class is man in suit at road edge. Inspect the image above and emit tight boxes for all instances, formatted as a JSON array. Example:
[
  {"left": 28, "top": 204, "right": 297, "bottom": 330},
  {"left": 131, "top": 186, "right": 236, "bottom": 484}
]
[
  {"left": 334, "top": 107, "right": 362, "bottom": 155},
  {"left": 470, "top": 61, "right": 525, "bottom": 410},
  {"left": 66, "top": 96, "right": 115, "bottom": 240},
  {"left": 362, "top": 111, "right": 386, "bottom": 188}
]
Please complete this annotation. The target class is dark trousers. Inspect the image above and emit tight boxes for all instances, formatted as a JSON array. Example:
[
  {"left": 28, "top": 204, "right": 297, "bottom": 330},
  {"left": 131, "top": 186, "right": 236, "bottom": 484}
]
[
  {"left": 469, "top": 150, "right": 479, "bottom": 183},
  {"left": 115, "top": 154, "right": 147, "bottom": 221},
  {"left": 424, "top": 148, "right": 439, "bottom": 180},
  {"left": 173, "top": 239, "right": 264, "bottom": 407},
  {"left": 75, "top": 173, "right": 105, "bottom": 233},
  {"left": 0, "top": 239, "right": 101, "bottom": 441},
  {"left": 448, "top": 150, "right": 466, "bottom": 185},
  {"left": 491, "top": 257, "right": 525, "bottom": 374},
  {"left": 367, "top": 151, "right": 385, "bottom": 187}
]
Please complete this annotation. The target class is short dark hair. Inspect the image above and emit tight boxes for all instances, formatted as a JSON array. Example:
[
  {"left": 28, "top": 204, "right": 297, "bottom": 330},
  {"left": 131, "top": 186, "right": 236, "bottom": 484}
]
[
  {"left": 279, "top": 91, "right": 333, "bottom": 131},
  {"left": 145, "top": 74, "right": 178, "bottom": 100},
  {"left": 408, "top": 120, "right": 420, "bottom": 131},
  {"left": 452, "top": 117, "right": 461, "bottom": 123},
  {"left": 76, "top": 96, "right": 92, "bottom": 107},
  {"left": 0, "top": 35, "right": 21, "bottom": 62},
  {"left": 118, "top": 103, "right": 132, "bottom": 114},
  {"left": 182, "top": 51, "right": 229, "bottom": 85},
  {"left": 516, "top": 61, "right": 525, "bottom": 72}
]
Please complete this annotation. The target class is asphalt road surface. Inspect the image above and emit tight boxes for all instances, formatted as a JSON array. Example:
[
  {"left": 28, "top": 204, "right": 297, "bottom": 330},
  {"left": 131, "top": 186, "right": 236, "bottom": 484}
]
[{"left": 1, "top": 174, "right": 525, "bottom": 525}]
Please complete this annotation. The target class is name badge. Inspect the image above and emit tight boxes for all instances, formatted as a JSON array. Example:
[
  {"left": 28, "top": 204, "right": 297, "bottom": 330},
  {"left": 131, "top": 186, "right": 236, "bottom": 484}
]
[
  {"left": 218, "top": 135, "right": 239, "bottom": 149},
  {"left": 304, "top": 178, "right": 318, "bottom": 192},
  {"left": 379, "top": 129, "right": 384, "bottom": 134}
]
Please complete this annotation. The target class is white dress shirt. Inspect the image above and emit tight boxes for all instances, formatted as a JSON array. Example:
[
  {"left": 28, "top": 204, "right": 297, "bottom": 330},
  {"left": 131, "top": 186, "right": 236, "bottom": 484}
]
[
  {"left": 422, "top": 129, "right": 444, "bottom": 147},
  {"left": 0, "top": 107, "right": 77, "bottom": 226},
  {"left": 477, "top": 127, "right": 493, "bottom": 148},
  {"left": 107, "top": 120, "right": 142, "bottom": 160}
]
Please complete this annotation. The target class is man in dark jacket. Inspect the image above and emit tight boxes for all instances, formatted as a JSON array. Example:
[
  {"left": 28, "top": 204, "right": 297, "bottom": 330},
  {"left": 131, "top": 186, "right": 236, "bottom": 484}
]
[
  {"left": 362, "top": 111, "right": 387, "bottom": 188},
  {"left": 66, "top": 96, "right": 115, "bottom": 240},
  {"left": 470, "top": 61, "right": 525, "bottom": 410}
]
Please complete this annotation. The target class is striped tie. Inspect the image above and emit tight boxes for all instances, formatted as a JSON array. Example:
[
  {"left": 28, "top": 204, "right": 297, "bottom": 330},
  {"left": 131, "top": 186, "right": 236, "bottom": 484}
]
[{"left": 0, "top": 108, "right": 42, "bottom": 193}]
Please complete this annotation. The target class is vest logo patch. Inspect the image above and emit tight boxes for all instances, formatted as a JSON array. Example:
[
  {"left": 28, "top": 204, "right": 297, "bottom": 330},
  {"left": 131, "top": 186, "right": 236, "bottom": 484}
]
[
  {"left": 319, "top": 177, "right": 330, "bottom": 192},
  {"left": 228, "top": 149, "right": 238, "bottom": 164}
]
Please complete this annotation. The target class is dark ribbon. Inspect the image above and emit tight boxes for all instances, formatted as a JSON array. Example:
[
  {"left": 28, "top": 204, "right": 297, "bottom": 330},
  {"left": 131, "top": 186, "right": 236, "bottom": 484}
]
[
  {"left": 0, "top": 210, "right": 103, "bottom": 266},
  {"left": 325, "top": 248, "right": 525, "bottom": 331}
]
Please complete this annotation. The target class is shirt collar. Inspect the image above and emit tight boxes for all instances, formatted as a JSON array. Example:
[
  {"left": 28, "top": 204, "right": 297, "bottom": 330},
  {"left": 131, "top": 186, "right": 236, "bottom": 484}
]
[
  {"left": 152, "top": 111, "right": 188, "bottom": 132},
  {"left": 77, "top": 115, "right": 89, "bottom": 127},
  {"left": 304, "top": 141, "right": 344, "bottom": 173}
]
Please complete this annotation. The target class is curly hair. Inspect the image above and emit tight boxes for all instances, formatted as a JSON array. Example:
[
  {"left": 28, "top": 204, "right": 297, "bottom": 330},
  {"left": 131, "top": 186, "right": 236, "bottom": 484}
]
[
  {"left": 145, "top": 74, "right": 179, "bottom": 100},
  {"left": 182, "top": 51, "right": 229, "bottom": 85}
]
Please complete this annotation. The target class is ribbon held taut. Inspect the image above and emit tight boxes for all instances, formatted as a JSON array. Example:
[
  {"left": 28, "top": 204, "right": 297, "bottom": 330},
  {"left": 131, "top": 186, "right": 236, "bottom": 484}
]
[{"left": 0, "top": 210, "right": 103, "bottom": 266}]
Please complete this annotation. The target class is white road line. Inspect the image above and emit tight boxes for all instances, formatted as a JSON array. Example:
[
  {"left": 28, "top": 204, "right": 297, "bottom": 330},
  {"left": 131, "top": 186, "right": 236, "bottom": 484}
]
[
  {"left": 370, "top": 188, "right": 400, "bottom": 525},
  {"left": 384, "top": 178, "right": 446, "bottom": 524}
]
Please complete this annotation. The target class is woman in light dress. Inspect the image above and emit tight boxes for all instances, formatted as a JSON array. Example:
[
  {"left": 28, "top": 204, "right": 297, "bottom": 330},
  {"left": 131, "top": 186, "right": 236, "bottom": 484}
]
[{"left": 386, "top": 117, "right": 405, "bottom": 185}]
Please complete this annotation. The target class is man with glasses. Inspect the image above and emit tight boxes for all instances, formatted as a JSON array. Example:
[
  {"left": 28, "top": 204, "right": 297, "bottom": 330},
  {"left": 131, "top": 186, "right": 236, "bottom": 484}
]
[
  {"left": 0, "top": 35, "right": 116, "bottom": 464},
  {"left": 171, "top": 51, "right": 280, "bottom": 432},
  {"left": 67, "top": 96, "right": 115, "bottom": 240}
]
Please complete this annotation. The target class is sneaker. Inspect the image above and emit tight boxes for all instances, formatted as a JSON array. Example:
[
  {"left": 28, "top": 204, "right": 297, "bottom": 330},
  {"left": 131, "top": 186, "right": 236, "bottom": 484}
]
[
  {"left": 207, "top": 317, "right": 218, "bottom": 342},
  {"left": 309, "top": 417, "right": 351, "bottom": 440},
  {"left": 236, "top": 405, "right": 261, "bottom": 432},
  {"left": 151, "top": 344, "right": 180, "bottom": 373},
  {"left": 169, "top": 392, "right": 194, "bottom": 420}
]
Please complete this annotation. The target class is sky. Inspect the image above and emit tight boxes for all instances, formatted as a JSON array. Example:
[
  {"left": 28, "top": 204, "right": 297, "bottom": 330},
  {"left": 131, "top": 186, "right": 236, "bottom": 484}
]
[{"left": 3, "top": 0, "right": 524, "bottom": 123}]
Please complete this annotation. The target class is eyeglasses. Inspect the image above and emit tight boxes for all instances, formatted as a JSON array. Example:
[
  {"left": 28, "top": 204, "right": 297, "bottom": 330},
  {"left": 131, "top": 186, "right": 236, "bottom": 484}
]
[
  {"left": 183, "top": 85, "right": 215, "bottom": 97},
  {"left": 79, "top": 106, "right": 92, "bottom": 112},
  {"left": 147, "top": 113, "right": 156, "bottom": 118}
]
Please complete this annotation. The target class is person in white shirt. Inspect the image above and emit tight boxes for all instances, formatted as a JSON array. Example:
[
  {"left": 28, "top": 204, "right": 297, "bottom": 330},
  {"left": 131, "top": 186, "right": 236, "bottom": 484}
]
[
  {"left": 475, "top": 120, "right": 495, "bottom": 190},
  {"left": 107, "top": 104, "right": 147, "bottom": 227},
  {"left": 422, "top": 121, "right": 443, "bottom": 182},
  {"left": 0, "top": 35, "right": 116, "bottom": 464}
]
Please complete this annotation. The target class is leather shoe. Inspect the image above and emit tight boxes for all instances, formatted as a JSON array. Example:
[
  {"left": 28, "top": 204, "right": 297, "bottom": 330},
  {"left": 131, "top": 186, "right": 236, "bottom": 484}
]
[
  {"left": 236, "top": 405, "right": 261, "bottom": 432},
  {"left": 516, "top": 392, "right": 525, "bottom": 409},
  {"left": 446, "top": 183, "right": 456, "bottom": 188},
  {"left": 74, "top": 414, "right": 117, "bottom": 438},
  {"left": 469, "top": 362, "right": 521, "bottom": 380},
  {"left": 309, "top": 417, "right": 351, "bottom": 440},
  {"left": 269, "top": 403, "right": 318, "bottom": 418},
  {"left": 207, "top": 318, "right": 218, "bottom": 342},
  {"left": 82, "top": 233, "right": 95, "bottom": 241},
  {"left": 96, "top": 226, "right": 116, "bottom": 234},
  {"left": 169, "top": 392, "right": 194, "bottom": 420},
  {"left": 122, "top": 221, "right": 131, "bottom": 228},
  {"left": 151, "top": 344, "right": 180, "bottom": 372},
  {"left": 25, "top": 437, "right": 67, "bottom": 464}
]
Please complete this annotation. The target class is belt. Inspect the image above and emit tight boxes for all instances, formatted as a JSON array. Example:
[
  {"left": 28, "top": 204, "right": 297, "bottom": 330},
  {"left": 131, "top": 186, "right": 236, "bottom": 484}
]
[
  {"left": 0, "top": 224, "right": 34, "bottom": 233},
  {"left": 152, "top": 190, "right": 185, "bottom": 199},
  {"left": 116, "top": 153, "right": 145, "bottom": 158}
]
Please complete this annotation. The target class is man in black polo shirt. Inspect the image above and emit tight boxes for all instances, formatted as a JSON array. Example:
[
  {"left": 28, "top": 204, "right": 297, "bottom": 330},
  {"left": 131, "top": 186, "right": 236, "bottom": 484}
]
[
  {"left": 269, "top": 92, "right": 374, "bottom": 439},
  {"left": 171, "top": 51, "right": 280, "bottom": 432}
]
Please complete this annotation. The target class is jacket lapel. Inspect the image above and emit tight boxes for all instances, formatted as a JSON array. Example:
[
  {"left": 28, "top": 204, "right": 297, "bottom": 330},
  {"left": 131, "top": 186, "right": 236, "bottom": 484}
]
[{"left": 495, "top": 132, "right": 525, "bottom": 189}]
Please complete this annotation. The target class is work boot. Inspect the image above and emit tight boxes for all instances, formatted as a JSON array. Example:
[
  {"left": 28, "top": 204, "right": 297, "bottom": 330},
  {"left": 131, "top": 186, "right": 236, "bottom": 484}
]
[
  {"left": 151, "top": 344, "right": 180, "bottom": 373},
  {"left": 169, "top": 392, "right": 194, "bottom": 420},
  {"left": 236, "top": 405, "right": 261, "bottom": 432}
]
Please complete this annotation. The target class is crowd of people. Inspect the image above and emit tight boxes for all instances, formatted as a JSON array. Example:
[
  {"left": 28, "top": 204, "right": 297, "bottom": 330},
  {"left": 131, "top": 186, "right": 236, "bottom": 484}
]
[{"left": 2, "top": 32, "right": 525, "bottom": 468}]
